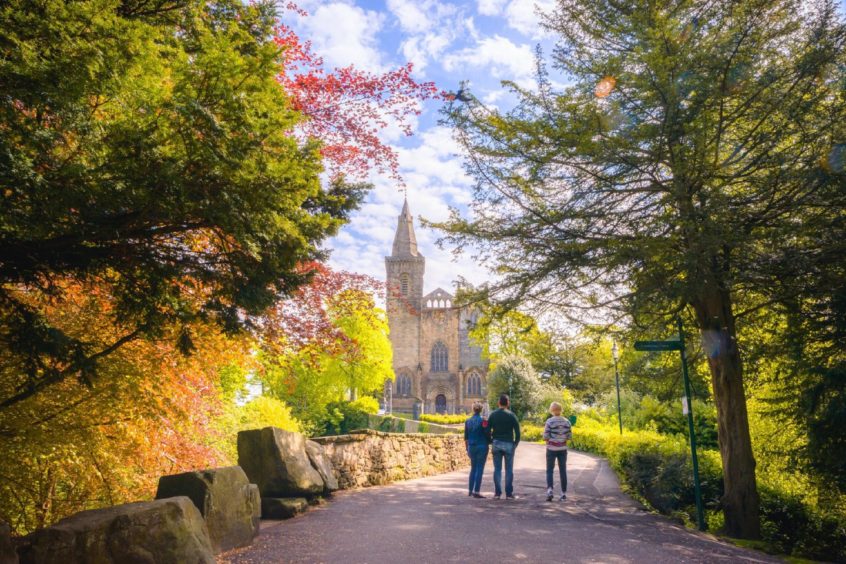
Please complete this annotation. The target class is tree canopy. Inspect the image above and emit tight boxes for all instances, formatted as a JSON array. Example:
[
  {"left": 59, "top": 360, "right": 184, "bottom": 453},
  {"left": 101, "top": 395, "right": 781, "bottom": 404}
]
[{"left": 0, "top": 0, "right": 433, "bottom": 410}]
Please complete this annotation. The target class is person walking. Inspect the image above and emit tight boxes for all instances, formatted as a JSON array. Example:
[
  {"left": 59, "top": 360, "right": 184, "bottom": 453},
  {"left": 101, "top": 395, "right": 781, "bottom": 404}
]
[
  {"left": 543, "top": 401, "right": 572, "bottom": 501},
  {"left": 488, "top": 393, "right": 521, "bottom": 499},
  {"left": 463, "top": 401, "right": 491, "bottom": 498}
]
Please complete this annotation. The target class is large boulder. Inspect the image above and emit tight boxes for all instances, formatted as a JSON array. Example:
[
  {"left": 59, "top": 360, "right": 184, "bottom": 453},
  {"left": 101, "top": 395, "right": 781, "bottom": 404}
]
[
  {"left": 305, "top": 440, "right": 339, "bottom": 494},
  {"left": 0, "top": 521, "right": 17, "bottom": 564},
  {"left": 155, "top": 466, "right": 259, "bottom": 554},
  {"left": 237, "top": 427, "right": 324, "bottom": 497},
  {"left": 260, "top": 498, "right": 308, "bottom": 520},
  {"left": 18, "top": 497, "right": 213, "bottom": 564}
]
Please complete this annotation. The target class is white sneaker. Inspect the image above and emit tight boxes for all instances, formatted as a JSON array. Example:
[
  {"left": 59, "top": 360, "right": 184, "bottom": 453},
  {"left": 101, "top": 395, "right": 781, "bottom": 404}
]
[{"left": 546, "top": 488, "right": 553, "bottom": 502}]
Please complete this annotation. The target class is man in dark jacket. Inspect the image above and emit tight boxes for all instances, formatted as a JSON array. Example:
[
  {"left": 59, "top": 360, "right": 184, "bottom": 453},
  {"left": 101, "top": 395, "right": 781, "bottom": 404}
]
[{"left": 487, "top": 393, "right": 521, "bottom": 499}]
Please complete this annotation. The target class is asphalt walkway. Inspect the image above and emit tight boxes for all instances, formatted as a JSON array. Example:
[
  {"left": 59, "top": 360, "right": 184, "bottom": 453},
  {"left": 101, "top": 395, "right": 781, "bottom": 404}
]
[{"left": 222, "top": 444, "right": 778, "bottom": 563}]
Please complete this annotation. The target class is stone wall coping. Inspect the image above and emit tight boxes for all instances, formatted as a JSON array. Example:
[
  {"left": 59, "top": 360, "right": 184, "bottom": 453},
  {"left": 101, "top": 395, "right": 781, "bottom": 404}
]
[{"left": 312, "top": 430, "right": 462, "bottom": 444}]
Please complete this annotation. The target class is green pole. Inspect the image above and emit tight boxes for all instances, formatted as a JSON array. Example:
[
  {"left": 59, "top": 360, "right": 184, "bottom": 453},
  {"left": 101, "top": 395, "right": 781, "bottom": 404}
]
[
  {"left": 678, "top": 316, "right": 706, "bottom": 531},
  {"left": 613, "top": 350, "right": 623, "bottom": 434}
]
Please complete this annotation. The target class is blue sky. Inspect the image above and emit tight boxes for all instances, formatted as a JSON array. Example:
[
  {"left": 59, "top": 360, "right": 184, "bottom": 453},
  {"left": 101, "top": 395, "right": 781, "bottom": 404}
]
[{"left": 283, "top": 0, "right": 562, "bottom": 294}]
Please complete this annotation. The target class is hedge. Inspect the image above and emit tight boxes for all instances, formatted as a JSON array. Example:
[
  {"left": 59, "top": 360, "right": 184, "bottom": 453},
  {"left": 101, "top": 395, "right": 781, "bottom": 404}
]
[
  {"left": 419, "top": 413, "right": 466, "bottom": 425},
  {"left": 570, "top": 417, "right": 846, "bottom": 561}
]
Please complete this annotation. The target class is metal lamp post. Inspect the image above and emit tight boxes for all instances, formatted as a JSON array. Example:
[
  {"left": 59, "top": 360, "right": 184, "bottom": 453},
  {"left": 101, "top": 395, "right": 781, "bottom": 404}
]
[{"left": 612, "top": 341, "right": 623, "bottom": 434}]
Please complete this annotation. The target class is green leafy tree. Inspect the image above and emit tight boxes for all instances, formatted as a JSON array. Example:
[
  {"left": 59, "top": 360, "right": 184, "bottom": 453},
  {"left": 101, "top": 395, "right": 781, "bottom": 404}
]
[
  {"left": 486, "top": 356, "right": 544, "bottom": 420},
  {"left": 0, "top": 0, "right": 365, "bottom": 410},
  {"left": 470, "top": 305, "right": 575, "bottom": 381},
  {"left": 438, "top": 0, "right": 846, "bottom": 538},
  {"left": 263, "top": 289, "right": 393, "bottom": 433}
]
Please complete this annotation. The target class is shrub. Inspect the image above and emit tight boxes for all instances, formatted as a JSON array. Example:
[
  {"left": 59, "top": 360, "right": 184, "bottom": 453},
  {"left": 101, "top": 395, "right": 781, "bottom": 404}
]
[
  {"left": 420, "top": 413, "right": 466, "bottom": 424},
  {"left": 376, "top": 415, "right": 406, "bottom": 433},
  {"left": 571, "top": 417, "right": 845, "bottom": 561},
  {"left": 322, "top": 399, "right": 373, "bottom": 435},
  {"left": 534, "top": 386, "right": 575, "bottom": 425},
  {"left": 417, "top": 421, "right": 430, "bottom": 433},
  {"left": 520, "top": 423, "right": 544, "bottom": 442},
  {"left": 213, "top": 396, "right": 300, "bottom": 462}
]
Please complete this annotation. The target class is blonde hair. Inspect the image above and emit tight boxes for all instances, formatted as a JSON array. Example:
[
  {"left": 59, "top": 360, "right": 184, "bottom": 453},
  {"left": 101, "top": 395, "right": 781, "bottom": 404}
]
[
  {"left": 472, "top": 401, "right": 484, "bottom": 414},
  {"left": 549, "top": 401, "right": 562, "bottom": 415}
]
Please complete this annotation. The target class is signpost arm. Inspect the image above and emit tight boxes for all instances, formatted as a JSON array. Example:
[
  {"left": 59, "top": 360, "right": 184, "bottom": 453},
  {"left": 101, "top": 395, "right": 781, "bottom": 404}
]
[{"left": 678, "top": 316, "right": 706, "bottom": 531}]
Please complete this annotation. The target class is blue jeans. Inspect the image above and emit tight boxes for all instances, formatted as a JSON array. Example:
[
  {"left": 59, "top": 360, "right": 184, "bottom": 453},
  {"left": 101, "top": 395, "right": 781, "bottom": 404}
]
[
  {"left": 467, "top": 444, "right": 489, "bottom": 493},
  {"left": 491, "top": 440, "right": 516, "bottom": 496},
  {"left": 546, "top": 449, "right": 568, "bottom": 493}
]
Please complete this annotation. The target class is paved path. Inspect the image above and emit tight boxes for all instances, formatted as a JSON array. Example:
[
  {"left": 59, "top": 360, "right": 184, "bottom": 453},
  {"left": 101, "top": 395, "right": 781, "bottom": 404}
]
[{"left": 222, "top": 445, "right": 778, "bottom": 563}]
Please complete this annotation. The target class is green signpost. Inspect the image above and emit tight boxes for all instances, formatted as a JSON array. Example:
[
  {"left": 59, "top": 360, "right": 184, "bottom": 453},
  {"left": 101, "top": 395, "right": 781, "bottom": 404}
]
[{"left": 633, "top": 318, "right": 706, "bottom": 532}]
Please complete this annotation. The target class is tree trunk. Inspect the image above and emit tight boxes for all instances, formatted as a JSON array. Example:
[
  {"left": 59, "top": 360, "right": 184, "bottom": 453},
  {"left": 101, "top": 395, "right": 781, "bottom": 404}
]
[{"left": 692, "top": 285, "right": 761, "bottom": 539}]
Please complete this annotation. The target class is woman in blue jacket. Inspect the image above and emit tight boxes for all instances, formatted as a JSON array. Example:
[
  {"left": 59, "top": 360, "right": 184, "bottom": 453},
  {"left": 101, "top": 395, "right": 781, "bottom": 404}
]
[{"left": 464, "top": 401, "right": 491, "bottom": 498}]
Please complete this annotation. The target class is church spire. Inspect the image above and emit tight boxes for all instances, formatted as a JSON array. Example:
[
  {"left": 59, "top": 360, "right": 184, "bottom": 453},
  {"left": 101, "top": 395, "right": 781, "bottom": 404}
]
[{"left": 391, "top": 196, "right": 419, "bottom": 257}]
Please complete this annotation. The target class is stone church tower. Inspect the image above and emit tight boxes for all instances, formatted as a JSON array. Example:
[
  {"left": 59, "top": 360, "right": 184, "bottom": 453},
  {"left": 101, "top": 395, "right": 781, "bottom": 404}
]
[{"left": 385, "top": 199, "right": 488, "bottom": 415}]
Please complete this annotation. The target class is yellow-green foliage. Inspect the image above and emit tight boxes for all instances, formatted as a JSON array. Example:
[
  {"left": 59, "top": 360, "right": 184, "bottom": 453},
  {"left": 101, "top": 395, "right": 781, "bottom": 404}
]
[
  {"left": 571, "top": 416, "right": 845, "bottom": 561},
  {"left": 213, "top": 396, "right": 300, "bottom": 462},
  {"left": 521, "top": 423, "right": 544, "bottom": 442},
  {"left": 419, "top": 413, "right": 466, "bottom": 424},
  {"left": 350, "top": 396, "right": 380, "bottom": 414}
]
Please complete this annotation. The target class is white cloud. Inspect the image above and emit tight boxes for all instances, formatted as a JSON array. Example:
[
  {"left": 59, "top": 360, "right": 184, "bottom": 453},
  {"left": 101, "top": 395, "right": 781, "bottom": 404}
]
[
  {"left": 477, "top": 0, "right": 507, "bottom": 16},
  {"left": 387, "top": 0, "right": 465, "bottom": 76},
  {"left": 474, "top": 0, "right": 556, "bottom": 39},
  {"left": 503, "top": 0, "right": 555, "bottom": 38},
  {"left": 442, "top": 35, "right": 536, "bottom": 86},
  {"left": 481, "top": 89, "right": 506, "bottom": 106},
  {"left": 400, "top": 32, "right": 451, "bottom": 74},
  {"left": 294, "top": 2, "right": 386, "bottom": 72},
  {"left": 387, "top": 0, "right": 433, "bottom": 34}
]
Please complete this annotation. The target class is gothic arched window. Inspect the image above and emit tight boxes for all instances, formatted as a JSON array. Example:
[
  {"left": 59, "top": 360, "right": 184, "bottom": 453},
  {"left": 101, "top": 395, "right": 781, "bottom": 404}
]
[
  {"left": 400, "top": 273, "right": 410, "bottom": 296},
  {"left": 396, "top": 374, "right": 412, "bottom": 396},
  {"left": 467, "top": 373, "right": 481, "bottom": 396},
  {"left": 431, "top": 341, "right": 448, "bottom": 372}
]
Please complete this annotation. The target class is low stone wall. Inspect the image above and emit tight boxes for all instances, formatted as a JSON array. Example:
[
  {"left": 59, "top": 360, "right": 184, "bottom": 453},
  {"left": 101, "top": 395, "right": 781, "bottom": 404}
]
[{"left": 312, "top": 430, "right": 467, "bottom": 489}]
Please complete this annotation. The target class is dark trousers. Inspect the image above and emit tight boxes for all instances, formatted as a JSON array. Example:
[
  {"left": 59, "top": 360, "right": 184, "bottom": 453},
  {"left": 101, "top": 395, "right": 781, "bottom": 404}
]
[
  {"left": 467, "top": 444, "right": 488, "bottom": 493},
  {"left": 546, "top": 449, "right": 568, "bottom": 493},
  {"left": 492, "top": 440, "right": 516, "bottom": 496}
]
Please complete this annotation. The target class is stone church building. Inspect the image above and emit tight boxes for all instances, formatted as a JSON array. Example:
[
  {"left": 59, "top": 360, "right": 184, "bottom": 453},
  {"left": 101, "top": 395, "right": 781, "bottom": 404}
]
[{"left": 384, "top": 199, "right": 488, "bottom": 415}]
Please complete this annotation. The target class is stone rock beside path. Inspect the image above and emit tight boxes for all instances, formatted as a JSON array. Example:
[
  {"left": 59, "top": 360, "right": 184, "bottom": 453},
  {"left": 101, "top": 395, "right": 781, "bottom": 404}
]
[
  {"left": 0, "top": 521, "right": 17, "bottom": 564},
  {"left": 18, "top": 497, "right": 214, "bottom": 564},
  {"left": 305, "top": 440, "right": 339, "bottom": 494},
  {"left": 238, "top": 427, "right": 325, "bottom": 498},
  {"left": 155, "top": 466, "right": 259, "bottom": 554},
  {"left": 248, "top": 484, "right": 261, "bottom": 536},
  {"left": 260, "top": 498, "right": 309, "bottom": 520}
]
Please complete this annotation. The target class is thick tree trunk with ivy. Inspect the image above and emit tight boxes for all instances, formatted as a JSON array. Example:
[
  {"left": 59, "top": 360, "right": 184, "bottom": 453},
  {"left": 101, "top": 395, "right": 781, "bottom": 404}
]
[{"left": 692, "top": 282, "right": 760, "bottom": 538}]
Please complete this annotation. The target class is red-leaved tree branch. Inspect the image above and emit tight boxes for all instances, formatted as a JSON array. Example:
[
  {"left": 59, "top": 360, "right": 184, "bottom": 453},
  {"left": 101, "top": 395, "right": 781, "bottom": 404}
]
[{"left": 274, "top": 10, "right": 444, "bottom": 181}]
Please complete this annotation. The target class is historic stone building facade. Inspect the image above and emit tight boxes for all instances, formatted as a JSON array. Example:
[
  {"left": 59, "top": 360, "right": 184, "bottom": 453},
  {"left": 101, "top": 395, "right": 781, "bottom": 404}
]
[{"left": 385, "top": 200, "right": 488, "bottom": 415}]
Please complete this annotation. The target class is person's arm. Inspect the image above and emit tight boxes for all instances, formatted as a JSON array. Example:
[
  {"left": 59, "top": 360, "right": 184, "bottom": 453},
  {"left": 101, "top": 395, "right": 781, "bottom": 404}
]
[
  {"left": 563, "top": 419, "right": 573, "bottom": 443},
  {"left": 513, "top": 413, "right": 521, "bottom": 446},
  {"left": 464, "top": 420, "right": 469, "bottom": 453},
  {"left": 543, "top": 419, "right": 551, "bottom": 442}
]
